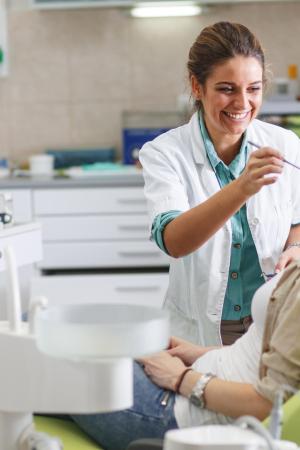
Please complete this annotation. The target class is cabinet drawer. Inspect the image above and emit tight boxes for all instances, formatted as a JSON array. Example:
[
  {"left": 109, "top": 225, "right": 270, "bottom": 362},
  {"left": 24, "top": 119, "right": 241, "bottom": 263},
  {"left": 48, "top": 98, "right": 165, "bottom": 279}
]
[
  {"left": 33, "top": 187, "right": 147, "bottom": 215},
  {"left": 38, "top": 215, "right": 149, "bottom": 241},
  {"left": 30, "top": 272, "right": 169, "bottom": 309},
  {"left": 38, "top": 241, "right": 169, "bottom": 269},
  {"left": 0, "top": 189, "right": 33, "bottom": 223}
]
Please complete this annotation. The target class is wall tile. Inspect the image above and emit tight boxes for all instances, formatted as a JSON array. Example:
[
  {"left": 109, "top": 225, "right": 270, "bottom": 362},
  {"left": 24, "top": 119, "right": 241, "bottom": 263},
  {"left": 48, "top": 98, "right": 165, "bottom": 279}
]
[
  {"left": 66, "top": 9, "right": 131, "bottom": 102},
  {"left": 0, "top": 104, "right": 12, "bottom": 158},
  {"left": 7, "top": 10, "right": 71, "bottom": 103},
  {"left": 128, "top": 16, "right": 198, "bottom": 102},
  {"left": 9, "top": 103, "right": 72, "bottom": 161},
  {"left": 70, "top": 101, "right": 128, "bottom": 155},
  {"left": 0, "top": 79, "right": 11, "bottom": 106}
]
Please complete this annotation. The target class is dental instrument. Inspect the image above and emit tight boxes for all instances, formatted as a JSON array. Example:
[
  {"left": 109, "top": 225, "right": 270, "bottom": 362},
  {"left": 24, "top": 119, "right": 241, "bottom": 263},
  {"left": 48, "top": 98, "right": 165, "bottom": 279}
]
[
  {"left": 248, "top": 140, "right": 300, "bottom": 170},
  {"left": 268, "top": 385, "right": 300, "bottom": 441}
]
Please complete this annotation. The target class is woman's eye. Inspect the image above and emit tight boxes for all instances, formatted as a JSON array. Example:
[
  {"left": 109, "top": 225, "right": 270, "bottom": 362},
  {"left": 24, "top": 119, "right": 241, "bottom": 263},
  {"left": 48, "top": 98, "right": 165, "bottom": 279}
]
[
  {"left": 218, "top": 87, "right": 233, "bottom": 93},
  {"left": 248, "top": 86, "right": 261, "bottom": 93},
  {"left": 216, "top": 86, "right": 261, "bottom": 94}
]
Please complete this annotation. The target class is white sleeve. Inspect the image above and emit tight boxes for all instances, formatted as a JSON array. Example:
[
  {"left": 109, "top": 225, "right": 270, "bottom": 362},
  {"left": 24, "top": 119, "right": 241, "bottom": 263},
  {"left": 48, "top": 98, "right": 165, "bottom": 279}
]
[
  {"left": 139, "top": 138, "right": 190, "bottom": 231},
  {"left": 288, "top": 132, "right": 300, "bottom": 225}
]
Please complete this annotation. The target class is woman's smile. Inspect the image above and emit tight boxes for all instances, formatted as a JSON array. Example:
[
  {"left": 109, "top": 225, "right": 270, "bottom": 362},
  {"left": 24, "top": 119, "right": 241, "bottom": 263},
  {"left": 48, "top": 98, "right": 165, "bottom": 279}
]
[{"left": 222, "top": 110, "right": 251, "bottom": 121}]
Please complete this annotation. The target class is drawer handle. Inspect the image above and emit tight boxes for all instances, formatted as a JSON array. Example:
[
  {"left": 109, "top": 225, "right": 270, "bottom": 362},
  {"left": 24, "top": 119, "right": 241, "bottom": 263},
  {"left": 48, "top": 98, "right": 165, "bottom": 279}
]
[
  {"left": 115, "top": 286, "right": 160, "bottom": 292},
  {"left": 118, "top": 251, "right": 161, "bottom": 258},
  {"left": 117, "top": 198, "right": 145, "bottom": 205},
  {"left": 118, "top": 225, "right": 148, "bottom": 232}
]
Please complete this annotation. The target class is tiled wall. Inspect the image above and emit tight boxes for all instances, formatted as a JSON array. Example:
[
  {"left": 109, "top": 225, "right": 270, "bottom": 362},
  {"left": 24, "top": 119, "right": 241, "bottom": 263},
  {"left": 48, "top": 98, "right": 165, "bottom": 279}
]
[{"left": 1, "top": 0, "right": 300, "bottom": 163}]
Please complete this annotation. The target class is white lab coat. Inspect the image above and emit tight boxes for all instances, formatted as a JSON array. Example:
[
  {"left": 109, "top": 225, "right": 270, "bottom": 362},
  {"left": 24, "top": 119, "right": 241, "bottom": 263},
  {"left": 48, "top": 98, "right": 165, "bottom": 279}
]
[{"left": 139, "top": 112, "right": 300, "bottom": 346}]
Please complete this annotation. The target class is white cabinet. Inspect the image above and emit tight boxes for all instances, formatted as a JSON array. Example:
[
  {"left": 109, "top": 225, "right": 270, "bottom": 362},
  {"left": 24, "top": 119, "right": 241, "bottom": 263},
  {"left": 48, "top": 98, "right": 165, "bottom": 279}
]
[
  {"left": 31, "top": 272, "right": 168, "bottom": 309},
  {"left": 33, "top": 187, "right": 147, "bottom": 215},
  {"left": 37, "top": 215, "right": 149, "bottom": 241},
  {"left": 31, "top": 183, "right": 169, "bottom": 308},
  {"left": 0, "top": 189, "right": 33, "bottom": 223},
  {"left": 40, "top": 241, "right": 167, "bottom": 269},
  {"left": 33, "top": 186, "right": 169, "bottom": 270},
  {"left": 0, "top": 182, "right": 169, "bottom": 310},
  {"left": 0, "top": 189, "right": 34, "bottom": 317}
]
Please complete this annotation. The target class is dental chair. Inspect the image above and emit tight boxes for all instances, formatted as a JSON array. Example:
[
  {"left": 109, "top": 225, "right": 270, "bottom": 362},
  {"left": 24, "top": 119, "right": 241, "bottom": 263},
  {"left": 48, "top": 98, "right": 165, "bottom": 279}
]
[
  {"left": 34, "top": 416, "right": 103, "bottom": 449},
  {"left": 33, "top": 392, "right": 300, "bottom": 450},
  {"left": 34, "top": 414, "right": 158, "bottom": 450},
  {"left": 279, "top": 393, "right": 300, "bottom": 444}
]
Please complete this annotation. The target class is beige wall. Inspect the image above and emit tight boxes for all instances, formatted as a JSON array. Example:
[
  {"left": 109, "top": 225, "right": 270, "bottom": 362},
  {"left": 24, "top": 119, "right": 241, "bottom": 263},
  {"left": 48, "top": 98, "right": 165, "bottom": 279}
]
[{"left": 1, "top": 0, "right": 300, "bottom": 163}]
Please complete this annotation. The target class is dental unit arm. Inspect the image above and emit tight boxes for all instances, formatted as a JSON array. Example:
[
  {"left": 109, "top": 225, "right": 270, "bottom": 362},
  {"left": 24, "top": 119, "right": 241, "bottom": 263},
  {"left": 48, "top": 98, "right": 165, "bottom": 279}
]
[{"left": 0, "top": 222, "right": 169, "bottom": 450}]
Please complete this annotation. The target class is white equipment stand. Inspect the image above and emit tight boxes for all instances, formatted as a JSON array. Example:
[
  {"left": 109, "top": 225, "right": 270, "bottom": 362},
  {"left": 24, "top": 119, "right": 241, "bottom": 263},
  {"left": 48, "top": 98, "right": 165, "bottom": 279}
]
[{"left": 0, "top": 222, "right": 169, "bottom": 450}]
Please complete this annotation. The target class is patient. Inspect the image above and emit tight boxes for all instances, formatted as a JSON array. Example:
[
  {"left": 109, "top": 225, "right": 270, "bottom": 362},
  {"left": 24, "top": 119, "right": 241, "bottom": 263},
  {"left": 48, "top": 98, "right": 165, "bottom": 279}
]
[{"left": 70, "top": 261, "right": 300, "bottom": 450}]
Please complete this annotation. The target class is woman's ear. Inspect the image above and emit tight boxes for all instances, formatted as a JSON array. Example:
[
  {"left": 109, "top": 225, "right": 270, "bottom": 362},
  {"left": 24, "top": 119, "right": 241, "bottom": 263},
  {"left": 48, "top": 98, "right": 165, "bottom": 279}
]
[{"left": 190, "top": 75, "right": 203, "bottom": 100}]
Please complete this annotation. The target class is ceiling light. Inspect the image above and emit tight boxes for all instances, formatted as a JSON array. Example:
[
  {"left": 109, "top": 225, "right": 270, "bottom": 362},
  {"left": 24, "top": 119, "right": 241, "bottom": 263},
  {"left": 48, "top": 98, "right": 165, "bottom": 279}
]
[{"left": 130, "top": 2, "right": 202, "bottom": 17}]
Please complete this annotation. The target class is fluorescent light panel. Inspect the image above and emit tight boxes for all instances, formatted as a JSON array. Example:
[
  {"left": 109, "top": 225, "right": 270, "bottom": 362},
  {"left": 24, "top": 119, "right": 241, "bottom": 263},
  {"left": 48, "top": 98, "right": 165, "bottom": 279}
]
[{"left": 131, "top": 2, "right": 202, "bottom": 17}]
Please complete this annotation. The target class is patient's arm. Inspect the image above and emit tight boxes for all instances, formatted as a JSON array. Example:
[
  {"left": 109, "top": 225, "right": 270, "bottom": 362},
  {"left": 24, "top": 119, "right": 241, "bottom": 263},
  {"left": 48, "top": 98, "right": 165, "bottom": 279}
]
[
  {"left": 179, "top": 371, "right": 272, "bottom": 420},
  {"left": 140, "top": 351, "right": 272, "bottom": 420},
  {"left": 167, "top": 336, "right": 220, "bottom": 366}
]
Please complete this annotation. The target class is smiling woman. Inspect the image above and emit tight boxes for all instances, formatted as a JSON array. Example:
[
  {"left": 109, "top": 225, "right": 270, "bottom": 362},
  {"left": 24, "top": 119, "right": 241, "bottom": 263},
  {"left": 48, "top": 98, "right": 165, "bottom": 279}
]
[{"left": 138, "top": 21, "right": 300, "bottom": 347}]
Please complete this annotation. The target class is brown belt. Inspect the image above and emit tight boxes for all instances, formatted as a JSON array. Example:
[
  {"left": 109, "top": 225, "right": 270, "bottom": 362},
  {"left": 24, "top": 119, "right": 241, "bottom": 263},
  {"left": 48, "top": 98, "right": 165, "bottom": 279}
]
[{"left": 220, "top": 315, "right": 253, "bottom": 346}]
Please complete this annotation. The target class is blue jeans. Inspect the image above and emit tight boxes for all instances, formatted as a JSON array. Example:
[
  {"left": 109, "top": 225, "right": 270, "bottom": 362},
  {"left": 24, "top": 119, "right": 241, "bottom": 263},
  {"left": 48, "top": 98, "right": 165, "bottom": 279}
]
[{"left": 71, "top": 362, "right": 178, "bottom": 450}]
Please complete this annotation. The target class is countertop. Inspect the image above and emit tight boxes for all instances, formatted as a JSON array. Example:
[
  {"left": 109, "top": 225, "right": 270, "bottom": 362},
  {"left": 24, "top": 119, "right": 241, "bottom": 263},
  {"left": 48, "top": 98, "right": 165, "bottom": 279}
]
[{"left": 0, "top": 169, "right": 144, "bottom": 189}]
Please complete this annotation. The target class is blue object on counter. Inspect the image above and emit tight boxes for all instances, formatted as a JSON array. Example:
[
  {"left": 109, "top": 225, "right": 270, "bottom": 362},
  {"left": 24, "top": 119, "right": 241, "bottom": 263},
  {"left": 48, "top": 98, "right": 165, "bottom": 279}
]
[
  {"left": 0, "top": 159, "right": 8, "bottom": 168},
  {"left": 46, "top": 148, "right": 116, "bottom": 169},
  {"left": 122, "top": 128, "right": 170, "bottom": 165}
]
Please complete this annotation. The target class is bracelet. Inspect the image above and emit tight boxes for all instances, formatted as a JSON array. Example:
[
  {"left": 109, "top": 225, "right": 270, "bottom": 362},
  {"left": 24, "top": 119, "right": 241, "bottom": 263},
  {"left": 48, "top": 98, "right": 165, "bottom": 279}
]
[
  {"left": 286, "top": 242, "right": 300, "bottom": 250},
  {"left": 175, "top": 368, "right": 193, "bottom": 394}
]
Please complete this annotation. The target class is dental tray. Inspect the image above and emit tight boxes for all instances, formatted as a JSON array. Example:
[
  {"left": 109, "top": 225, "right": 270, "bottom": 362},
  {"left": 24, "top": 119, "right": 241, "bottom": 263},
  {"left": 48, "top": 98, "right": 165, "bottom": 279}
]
[{"left": 35, "top": 303, "right": 169, "bottom": 360}]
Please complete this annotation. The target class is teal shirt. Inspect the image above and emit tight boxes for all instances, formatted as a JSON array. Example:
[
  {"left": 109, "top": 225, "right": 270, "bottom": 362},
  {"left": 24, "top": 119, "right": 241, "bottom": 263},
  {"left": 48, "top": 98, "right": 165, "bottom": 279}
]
[{"left": 151, "top": 112, "right": 265, "bottom": 320}]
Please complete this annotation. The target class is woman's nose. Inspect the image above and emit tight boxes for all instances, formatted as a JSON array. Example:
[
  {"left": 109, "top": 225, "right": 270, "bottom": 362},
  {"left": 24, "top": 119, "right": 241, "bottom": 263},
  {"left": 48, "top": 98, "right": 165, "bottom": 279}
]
[{"left": 233, "top": 91, "right": 250, "bottom": 109}]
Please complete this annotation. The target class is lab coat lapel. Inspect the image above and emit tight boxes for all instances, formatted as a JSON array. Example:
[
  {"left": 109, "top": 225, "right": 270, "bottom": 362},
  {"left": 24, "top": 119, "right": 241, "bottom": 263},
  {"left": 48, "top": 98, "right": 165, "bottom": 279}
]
[{"left": 189, "top": 112, "right": 222, "bottom": 196}]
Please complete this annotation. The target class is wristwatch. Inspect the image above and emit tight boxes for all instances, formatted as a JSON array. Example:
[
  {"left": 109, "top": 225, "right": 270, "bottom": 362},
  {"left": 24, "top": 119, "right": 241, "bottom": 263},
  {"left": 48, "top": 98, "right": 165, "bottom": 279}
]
[{"left": 189, "top": 372, "right": 216, "bottom": 408}]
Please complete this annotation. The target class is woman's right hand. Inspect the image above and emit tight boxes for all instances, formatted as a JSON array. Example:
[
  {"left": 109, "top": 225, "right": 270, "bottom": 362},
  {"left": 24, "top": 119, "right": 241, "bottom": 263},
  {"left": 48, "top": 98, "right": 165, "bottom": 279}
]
[
  {"left": 237, "top": 147, "right": 284, "bottom": 196},
  {"left": 167, "top": 336, "right": 213, "bottom": 366}
]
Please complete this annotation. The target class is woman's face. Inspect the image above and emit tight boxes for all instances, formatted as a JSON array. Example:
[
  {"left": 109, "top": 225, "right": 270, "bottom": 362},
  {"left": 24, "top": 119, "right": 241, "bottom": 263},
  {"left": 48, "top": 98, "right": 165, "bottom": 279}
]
[{"left": 193, "top": 56, "right": 263, "bottom": 142}]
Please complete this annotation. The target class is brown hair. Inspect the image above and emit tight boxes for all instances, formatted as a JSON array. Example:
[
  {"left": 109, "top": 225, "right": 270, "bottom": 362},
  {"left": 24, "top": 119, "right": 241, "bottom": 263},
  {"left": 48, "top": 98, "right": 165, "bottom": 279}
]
[{"left": 187, "top": 22, "right": 266, "bottom": 109}]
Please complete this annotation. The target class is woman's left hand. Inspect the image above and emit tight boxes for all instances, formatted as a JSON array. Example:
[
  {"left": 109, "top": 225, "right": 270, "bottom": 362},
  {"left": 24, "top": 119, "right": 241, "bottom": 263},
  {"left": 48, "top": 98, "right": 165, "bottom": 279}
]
[
  {"left": 275, "top": 246, "right": 300, "bottom": 272},
  {"left": 138, "top": 351, "right": 187, "bottom": 391}
]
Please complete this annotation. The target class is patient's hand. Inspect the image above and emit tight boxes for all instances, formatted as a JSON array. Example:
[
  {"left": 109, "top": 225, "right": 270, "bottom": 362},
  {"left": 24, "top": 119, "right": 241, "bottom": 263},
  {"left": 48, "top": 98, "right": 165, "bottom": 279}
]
[
  {"left": 275, "top": 246, "right": 300, "bottom": 272},
  {"left": 167, "top": 336, "right": 217, "bottom": 366},
  {"left": 139, "top": 351, "right": 186, "bottom": 391}
]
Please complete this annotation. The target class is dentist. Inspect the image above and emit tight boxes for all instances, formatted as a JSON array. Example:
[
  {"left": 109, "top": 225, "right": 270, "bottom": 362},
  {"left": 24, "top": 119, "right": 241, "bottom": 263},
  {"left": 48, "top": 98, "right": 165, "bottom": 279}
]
[{"left": 139, "top": 21, "right": 300, "bottom": 346}]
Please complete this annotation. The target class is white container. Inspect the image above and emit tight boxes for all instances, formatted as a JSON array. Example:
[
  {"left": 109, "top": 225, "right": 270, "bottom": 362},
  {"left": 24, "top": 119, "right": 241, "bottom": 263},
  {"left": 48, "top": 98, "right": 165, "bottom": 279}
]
[
  {"left": 29, "top": 154, "right": 54, "bottom": 176},
  {"left": 35, "top": 303, "right": 170, "bottom": 359},
  {"left": 164, "top": 426, "right": 299, "bottom": 450}
]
